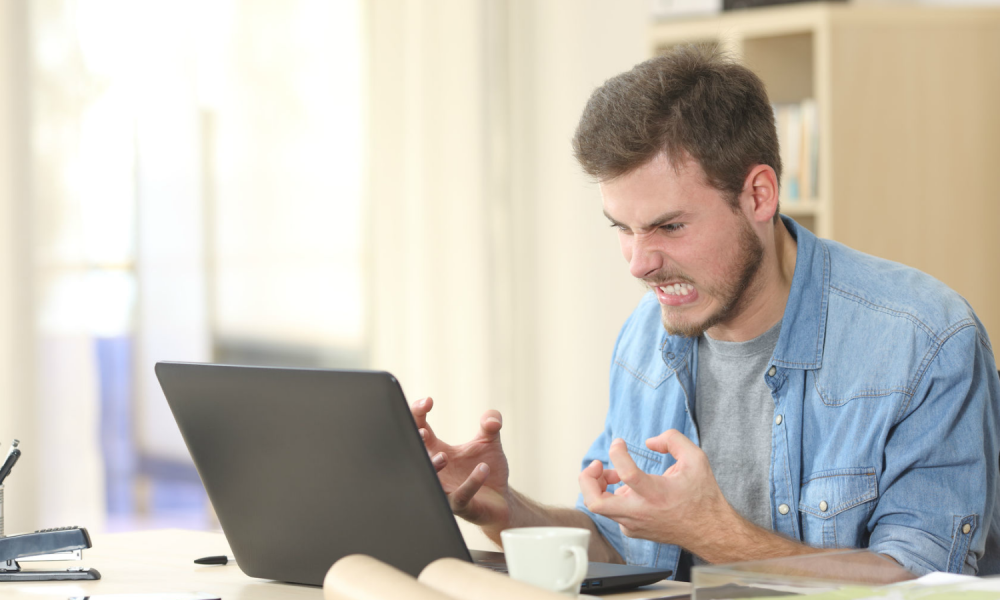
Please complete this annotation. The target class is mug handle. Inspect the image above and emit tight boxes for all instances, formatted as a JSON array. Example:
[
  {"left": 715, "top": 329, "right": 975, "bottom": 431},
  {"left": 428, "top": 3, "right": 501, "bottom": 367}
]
[{"left": 555, "top": 544, "right": 589, "bottom": 592}]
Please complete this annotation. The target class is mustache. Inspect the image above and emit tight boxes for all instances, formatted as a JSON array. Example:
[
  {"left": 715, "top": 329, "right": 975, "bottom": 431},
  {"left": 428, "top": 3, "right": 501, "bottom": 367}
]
[{"left": 643, "top": 274, "right": 694, "bottom": 288}]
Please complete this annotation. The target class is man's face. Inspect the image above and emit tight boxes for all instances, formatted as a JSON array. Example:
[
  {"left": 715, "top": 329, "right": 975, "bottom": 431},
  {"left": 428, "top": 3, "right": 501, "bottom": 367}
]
[{"left": 600, "top": 153, "right": 764, "bottom": 338}]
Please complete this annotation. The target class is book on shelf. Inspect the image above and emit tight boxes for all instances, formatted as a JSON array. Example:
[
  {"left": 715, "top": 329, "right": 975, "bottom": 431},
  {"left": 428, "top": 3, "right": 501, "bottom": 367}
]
[{"left": 772, "top": 99, "right": 819, "bottom": 204}]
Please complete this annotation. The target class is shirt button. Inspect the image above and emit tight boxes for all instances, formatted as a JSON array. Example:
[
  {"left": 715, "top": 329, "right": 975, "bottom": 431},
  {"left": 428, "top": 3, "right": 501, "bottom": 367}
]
[
  {"left": 775, "top": 414, "right": 783, "bottom": 425},
  {"left": 963, "top": 524, "right": 972, "bottom": 534},
  {"left": 778, "top": 504, "right": 790, "bottom": 515},
  {"left": 819, "top": 501, "right": 829, "bottom": 512},
  {"left": 768, "top": 366, "right": 776, "bottom": 377}
]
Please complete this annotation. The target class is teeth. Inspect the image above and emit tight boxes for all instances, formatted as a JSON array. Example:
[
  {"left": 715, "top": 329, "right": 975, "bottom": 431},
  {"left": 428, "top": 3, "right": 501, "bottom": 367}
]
[{"left": 660, "top": 283, "right": 693, "bottom": 296}]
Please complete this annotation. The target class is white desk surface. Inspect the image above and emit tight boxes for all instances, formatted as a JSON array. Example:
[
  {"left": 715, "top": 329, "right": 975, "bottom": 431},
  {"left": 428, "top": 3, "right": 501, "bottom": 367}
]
[{"left": 3, "top": 530, "right": 690, "bottom": 600}]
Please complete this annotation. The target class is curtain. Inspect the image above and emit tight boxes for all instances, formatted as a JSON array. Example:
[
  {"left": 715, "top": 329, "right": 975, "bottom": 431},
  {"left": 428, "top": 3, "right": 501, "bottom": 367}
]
[
  {"left": 367, "top": 0, "right": 517, "bottom": 549},
  {"left": 367, "top": 0, "right": 650, "bottom": 548}
]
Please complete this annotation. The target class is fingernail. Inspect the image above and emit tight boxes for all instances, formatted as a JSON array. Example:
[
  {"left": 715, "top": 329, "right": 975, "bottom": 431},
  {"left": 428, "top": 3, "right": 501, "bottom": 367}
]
[
  {"left": 419, "top": 429, "right": 427, "bottom": 439},
  {"left": 432, "top": 453, "right": 445, "bottom": 465},
  {"left": 478, "top": 464, "right": 489, "bottom": 474},
  {"left": 486, "top": 417, "right": 501, "bottom": 426}
]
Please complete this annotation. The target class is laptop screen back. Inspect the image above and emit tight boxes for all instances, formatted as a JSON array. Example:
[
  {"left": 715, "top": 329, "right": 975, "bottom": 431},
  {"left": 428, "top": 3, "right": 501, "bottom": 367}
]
[{"left": 155, "top": 362, "right": 472, "bottom": 584}]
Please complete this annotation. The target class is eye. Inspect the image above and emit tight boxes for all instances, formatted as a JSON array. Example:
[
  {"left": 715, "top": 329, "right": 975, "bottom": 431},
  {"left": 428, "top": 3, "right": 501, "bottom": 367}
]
[
  {"left": 610, "top": 223, "right": 632, "bottom": 234},
  {"left": 661, "top": 223, "right": 684, "bottom": 233}
]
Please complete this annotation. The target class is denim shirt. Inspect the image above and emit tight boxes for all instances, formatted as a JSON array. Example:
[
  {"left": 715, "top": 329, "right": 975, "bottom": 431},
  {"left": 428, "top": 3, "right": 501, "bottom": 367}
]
[{"left": 576, "top": 216, "right": 1000, "bottom": 576}]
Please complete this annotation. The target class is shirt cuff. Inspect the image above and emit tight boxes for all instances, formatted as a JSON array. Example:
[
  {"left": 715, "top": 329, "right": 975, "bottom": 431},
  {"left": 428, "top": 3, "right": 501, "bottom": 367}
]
[
  {"left": 574, "top": 494, "right": 626, "bottom": 561},
  {"left": 869, "top": 522, "right": 958, "bottom": 575}
]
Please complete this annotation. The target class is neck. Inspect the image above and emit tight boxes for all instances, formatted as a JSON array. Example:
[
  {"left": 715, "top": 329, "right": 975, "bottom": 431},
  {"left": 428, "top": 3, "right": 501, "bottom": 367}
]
[{"left": 706, "top": 218, "right": 798, "bottom": 342}]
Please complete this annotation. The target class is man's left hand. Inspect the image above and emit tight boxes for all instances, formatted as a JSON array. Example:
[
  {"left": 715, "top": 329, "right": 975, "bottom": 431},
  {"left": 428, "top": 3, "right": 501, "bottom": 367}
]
[{"left": 579, "top": 429, "right": 732, "bottom": 552}]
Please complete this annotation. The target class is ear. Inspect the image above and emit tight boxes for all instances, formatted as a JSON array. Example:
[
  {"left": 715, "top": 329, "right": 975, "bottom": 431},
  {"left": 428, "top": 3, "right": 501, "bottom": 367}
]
[{"left": 741, "top": 165, "right": 779, "bottom": 225}]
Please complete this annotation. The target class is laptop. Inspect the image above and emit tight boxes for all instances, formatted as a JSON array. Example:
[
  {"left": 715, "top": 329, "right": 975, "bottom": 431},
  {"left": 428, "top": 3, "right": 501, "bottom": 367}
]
[{"left": 155, "top": 362, "right": 672, "bottom": 593}]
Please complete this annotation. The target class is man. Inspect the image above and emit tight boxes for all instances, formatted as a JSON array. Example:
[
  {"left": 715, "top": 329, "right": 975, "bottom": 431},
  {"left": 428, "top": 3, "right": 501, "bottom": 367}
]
[{"left": 412, "top": 44, "right": 1000, "bottom": 579}]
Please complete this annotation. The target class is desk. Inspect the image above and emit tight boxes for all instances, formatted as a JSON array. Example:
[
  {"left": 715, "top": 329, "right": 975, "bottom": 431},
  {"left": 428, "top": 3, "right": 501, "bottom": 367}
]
[{"left": 4, "top": 530, "right": 690, "bottom": 600}]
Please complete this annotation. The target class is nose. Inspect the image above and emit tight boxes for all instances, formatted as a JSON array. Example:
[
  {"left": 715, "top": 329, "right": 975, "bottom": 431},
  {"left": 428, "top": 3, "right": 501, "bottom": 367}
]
[{"left": 628, "top": 234, "right": 663, "bottom": 280}]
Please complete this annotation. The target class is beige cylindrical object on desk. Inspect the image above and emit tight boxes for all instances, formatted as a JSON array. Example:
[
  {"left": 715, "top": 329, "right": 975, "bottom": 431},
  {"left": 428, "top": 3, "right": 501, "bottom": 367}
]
[
  {"left": 420, "top": 557, "right": 572, "bottom": 600},
  {"left": 324, "top": 555, "right": 458, "bottom": 600}
]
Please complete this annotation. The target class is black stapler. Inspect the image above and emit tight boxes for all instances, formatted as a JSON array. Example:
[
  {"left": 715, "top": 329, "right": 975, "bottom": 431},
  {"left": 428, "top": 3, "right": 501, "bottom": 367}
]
[{"left": 0, "top": 526, "right": 101, "bottom": 581}]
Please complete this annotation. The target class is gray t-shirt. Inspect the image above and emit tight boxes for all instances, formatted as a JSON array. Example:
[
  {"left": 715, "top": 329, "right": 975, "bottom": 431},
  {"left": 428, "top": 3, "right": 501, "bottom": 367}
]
[{"left": 682, "top": 321, "right": 781, "bottom": 568}]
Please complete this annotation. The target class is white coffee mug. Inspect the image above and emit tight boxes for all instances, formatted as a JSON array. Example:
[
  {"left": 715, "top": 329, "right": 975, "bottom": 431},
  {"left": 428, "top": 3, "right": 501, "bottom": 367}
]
[{"left": 500, "top": 526, "right": 590, "bottom": 596}]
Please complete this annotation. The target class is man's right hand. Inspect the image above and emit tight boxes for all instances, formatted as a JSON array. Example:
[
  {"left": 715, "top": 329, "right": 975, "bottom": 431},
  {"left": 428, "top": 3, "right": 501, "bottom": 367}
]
[{"left": 411, "top": 397, "right": 511, "bottom": 528}]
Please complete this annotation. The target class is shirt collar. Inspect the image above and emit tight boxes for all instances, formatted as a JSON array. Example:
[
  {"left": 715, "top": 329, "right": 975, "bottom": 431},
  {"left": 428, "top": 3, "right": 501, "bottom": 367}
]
[
  {"left": 769, "top": 215, "right": 830, "bottom": 370},
  {"left": 660, "top": 215, "right": 830, "bottom": 371}
]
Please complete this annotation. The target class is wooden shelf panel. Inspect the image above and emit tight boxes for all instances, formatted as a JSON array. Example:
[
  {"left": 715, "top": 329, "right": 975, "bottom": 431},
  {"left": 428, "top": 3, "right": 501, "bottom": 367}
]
[
  {"left": 649, "top": 3, "right": 829, "bottom": 52},
  {"left": 780, "top": 200, "right": 821, "bottom": 217}
]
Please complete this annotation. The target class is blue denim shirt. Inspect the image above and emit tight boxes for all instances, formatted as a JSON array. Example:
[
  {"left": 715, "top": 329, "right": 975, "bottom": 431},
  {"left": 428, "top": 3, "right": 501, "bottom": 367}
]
[{"left": 576, "top": 216, "right": 1000, "bottom": 576}]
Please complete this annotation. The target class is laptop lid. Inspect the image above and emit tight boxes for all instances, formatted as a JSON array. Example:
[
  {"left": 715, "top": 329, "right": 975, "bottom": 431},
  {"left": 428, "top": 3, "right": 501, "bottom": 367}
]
[{"left": 155, "top": 362, "right": 471, "bottom": 584}]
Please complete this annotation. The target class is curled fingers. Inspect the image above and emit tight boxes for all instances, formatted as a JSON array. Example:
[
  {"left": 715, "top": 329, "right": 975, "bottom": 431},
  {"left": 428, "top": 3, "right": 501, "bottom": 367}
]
[{"left": 449, "top": 463, "right": 490, "bottom": 513}]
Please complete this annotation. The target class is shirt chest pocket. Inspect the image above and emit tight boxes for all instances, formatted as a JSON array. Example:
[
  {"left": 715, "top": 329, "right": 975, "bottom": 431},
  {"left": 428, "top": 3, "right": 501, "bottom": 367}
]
[
  {"left": 798, "top": 468, "right": 878, "bottom": 549},
  {"left": 620, "top": 441, "right": 669, "bottom": 567}
]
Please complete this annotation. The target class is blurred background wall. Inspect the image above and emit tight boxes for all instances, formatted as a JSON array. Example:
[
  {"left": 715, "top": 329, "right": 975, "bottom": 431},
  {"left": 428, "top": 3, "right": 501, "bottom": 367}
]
[
  {"left": 0, "top": 0, "right": 997, "bottom": 550},
  {"left": 367, "top": 0, "right": 649, "bottom": 548}
]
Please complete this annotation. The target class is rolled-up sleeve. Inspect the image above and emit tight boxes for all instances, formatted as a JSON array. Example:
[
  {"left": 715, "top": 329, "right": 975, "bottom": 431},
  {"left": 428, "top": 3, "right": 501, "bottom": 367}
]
[{"left": 868, "top": 325, "right": 1000, "bottom": 575}]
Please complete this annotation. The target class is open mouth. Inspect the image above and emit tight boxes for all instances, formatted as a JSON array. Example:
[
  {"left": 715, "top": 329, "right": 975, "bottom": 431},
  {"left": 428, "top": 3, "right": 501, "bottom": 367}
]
[
  {"left": 657, "top": 283, "right": 693, "bottom": 296},
  {"left": 653, "top": 282, "right": 698, "bottom": 306}
]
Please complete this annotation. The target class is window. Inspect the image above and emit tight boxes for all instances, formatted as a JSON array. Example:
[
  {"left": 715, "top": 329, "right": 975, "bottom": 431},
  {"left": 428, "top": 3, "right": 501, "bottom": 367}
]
[{"left": 30, "top": 0, "right": 364, "bottom": 530}]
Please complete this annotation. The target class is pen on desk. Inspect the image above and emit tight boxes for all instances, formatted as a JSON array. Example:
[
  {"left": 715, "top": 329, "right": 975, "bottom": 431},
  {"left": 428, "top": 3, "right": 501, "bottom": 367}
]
[
  {"left": 0, "top": 441, "right": 20, "bottom": 484},
  {"left": 194, "top": 555, "right": 236, "bottom": 565}
]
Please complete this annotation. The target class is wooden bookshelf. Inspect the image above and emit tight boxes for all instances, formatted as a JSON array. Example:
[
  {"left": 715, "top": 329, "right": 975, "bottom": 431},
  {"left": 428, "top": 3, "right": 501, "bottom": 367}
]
[{"left": 651, "top": 3, "right": 1000, "bottom": 350}]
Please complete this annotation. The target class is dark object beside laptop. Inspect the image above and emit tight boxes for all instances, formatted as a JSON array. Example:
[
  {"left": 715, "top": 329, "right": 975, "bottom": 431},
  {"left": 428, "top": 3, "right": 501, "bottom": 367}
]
[
  {"left": 723, "top": 0, "right": 844, "bottom": 11},
  {"left": 156, "top": 362, "right": 671, "bottom": 593}
]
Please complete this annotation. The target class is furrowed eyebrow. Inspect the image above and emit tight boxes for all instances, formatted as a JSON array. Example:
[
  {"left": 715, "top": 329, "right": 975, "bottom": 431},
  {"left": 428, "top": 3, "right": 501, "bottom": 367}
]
[
  {"left": 603, "top": 210, "right": 625, "bottom": 228},
  {"left": 603, "top": 209, "right": 685, "bottom": 231}
]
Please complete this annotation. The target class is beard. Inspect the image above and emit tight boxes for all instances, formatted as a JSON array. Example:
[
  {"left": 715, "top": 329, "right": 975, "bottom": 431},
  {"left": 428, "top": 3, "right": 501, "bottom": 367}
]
[{"left": 656, "top": 215, "right": 765, "bottom": 338}]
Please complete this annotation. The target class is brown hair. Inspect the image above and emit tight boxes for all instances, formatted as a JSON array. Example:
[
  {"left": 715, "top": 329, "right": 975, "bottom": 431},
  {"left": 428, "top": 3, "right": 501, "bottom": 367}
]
[{"left": 572, "top": 44, "right": 781, "bottom": 215}]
